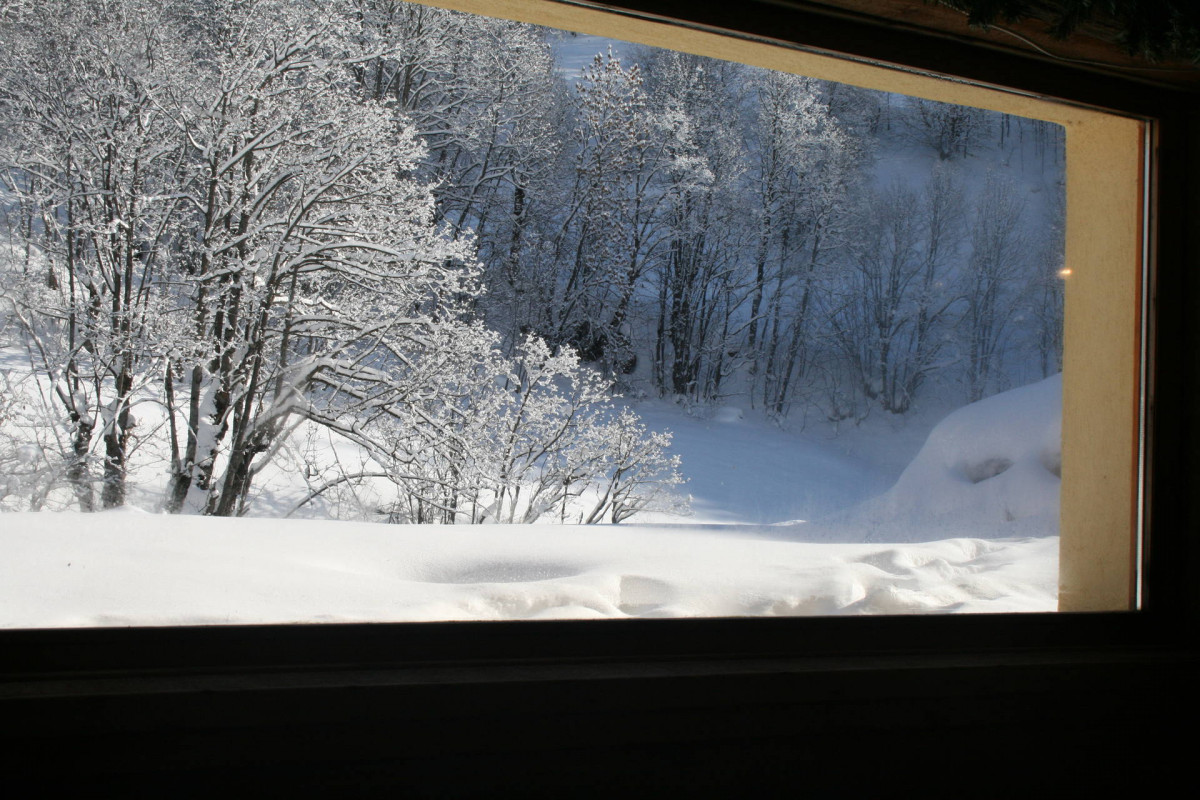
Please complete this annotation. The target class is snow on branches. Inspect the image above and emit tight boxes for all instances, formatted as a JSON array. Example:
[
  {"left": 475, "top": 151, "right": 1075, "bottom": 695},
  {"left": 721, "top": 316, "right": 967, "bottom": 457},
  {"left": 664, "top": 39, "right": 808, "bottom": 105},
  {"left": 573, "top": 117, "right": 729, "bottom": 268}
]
[{"left": 0, "top": 0, "right": 686, "bottom": 523}]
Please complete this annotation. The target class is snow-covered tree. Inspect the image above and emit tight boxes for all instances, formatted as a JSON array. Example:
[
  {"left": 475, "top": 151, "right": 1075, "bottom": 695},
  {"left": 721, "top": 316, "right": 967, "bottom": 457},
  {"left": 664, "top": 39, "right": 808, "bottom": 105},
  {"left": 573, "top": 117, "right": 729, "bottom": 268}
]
[
  {"left": 637, "top": 49, "right": 748, "bottom": 400},
  {"left": 352, "top": 334, "right": 687, "bottom": 525},
  {"left": 539, "top": 50, "right": 663, "bottom": 371},
  {"left": 157, "top": 0, "right": 481, "bottom": 516},
  {"left": 826, "top": 166, "right": 965, "bottom": 414},
  {"left": 903, "top": 97, "right": 985, "bottom": 161},
  {"left": 351, "top": 2, "right": 569, "bottom": 341},
  {"left": 0, "top": 0, "right": 188, "bottom": 508},
  {"left": 744, "top": 72, "right": 859, "bottom": 416},
  {"left": 0, "top": 0, "right": 692, "bottom": 522},
  {"left": 580, "top": 407, "right": 686, "bottom": 524}
]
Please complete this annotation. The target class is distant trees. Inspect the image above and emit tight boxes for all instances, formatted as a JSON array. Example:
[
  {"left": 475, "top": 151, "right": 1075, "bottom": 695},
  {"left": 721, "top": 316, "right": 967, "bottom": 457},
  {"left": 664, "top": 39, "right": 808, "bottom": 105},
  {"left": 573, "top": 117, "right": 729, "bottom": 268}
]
[
  {"left": 904, "top": 98, "right": 985, "bottom": 160},
  {"left": 350, "top": 2, "right": 571, "bottom": 347},
  {"left": 962, "top": 173, "right": 1029, "bottom": 402},
  {"left": 544, "top": 51, "right": 652, "bottom": 365},
  {"left": 829, "top": 183, "right": 922, "bottom": 414},
  {"left": 818, "top": 161, "right": 1053, "bottom": 416},
  {"left": 638, "top": 49, "right": 748, "bottom": 401},
  {"left": 745, "top": 71, "right": 856, "bottom": 416},
  {"left": 827, "top": 166, "right": 965, "bottom": 414},
  {"left": 1028, "top": 183, "right": 1066, "bottom": 379},
  {"left": 338, "top": 8, "right": 1064, "bottom": 425}
]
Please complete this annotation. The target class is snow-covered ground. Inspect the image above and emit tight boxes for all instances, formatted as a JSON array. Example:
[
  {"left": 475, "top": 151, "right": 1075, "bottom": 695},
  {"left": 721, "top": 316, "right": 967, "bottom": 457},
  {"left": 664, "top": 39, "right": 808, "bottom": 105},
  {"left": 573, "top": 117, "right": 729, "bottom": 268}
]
[
  {"left": 0, "top": 511, "right": 1056, "bottom": 627},
  {"left": 0, "top": 376, "right": 1061, "bottom": 627},
  {"left": 627, "top": 400, "right": 893, "bottom": 524}
]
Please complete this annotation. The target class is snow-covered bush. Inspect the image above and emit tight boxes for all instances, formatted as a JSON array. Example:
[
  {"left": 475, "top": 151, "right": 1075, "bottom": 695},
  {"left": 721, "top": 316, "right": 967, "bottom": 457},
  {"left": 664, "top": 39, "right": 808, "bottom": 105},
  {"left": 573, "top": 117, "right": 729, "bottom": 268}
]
[
  {"left": 372, "top": 334, "right": 687, "bottom": 525},
  {"left": 0, "top": 370, "right": 60, "bottom": 512}
]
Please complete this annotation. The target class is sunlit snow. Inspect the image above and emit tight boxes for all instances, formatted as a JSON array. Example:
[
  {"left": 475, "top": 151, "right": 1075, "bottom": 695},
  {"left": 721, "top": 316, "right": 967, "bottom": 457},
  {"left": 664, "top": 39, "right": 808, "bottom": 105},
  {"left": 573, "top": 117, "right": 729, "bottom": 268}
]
[{"left": 1, "top": 377, "right": 1061, "bottom": 627}]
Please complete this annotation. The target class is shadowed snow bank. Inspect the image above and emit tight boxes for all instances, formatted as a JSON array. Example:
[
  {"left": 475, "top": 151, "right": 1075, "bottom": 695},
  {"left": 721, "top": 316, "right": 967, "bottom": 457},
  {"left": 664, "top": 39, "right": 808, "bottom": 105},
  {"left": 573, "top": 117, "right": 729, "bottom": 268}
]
[{"left": 809, "top": 374, "right": 1061, "bottom": 543}]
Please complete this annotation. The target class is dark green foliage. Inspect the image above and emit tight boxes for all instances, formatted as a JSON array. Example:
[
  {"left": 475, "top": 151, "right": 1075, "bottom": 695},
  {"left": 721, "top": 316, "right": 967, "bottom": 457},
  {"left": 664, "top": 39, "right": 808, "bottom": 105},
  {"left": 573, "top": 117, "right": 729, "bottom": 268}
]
[{"left": 937, "top": 0, "right": 1200, "bottom": 62}]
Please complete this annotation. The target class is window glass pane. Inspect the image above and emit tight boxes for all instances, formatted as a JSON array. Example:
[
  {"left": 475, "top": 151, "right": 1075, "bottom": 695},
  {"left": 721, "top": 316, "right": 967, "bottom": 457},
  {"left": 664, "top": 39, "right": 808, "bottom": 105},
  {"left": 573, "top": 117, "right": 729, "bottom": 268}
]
[{"left": 1, "top": 0, "right": 1125, "bottom": 627}]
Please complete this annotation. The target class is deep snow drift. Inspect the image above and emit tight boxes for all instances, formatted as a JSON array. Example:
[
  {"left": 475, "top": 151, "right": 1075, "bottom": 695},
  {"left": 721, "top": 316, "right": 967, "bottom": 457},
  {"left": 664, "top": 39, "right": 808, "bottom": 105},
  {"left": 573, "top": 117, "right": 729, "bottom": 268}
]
[
  {"left": 810, "top": 374, "right": 1061, "bottom": 543},
  {"left": 0, "top": 377, "right": 1061, "bottom": 627}
]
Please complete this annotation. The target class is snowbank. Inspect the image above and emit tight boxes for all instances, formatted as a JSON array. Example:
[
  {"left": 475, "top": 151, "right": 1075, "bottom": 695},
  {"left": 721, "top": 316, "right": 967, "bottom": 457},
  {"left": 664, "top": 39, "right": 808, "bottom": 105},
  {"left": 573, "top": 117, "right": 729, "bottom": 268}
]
[{"left": 817, "top": 374, "right": 1061, "bottom": 542}]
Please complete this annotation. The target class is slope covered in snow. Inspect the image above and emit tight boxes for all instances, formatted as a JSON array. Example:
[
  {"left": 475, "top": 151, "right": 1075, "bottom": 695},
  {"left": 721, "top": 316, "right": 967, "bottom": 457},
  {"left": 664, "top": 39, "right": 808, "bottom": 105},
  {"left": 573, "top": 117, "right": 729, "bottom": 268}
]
[{"left": 630, "top": 399, "right": 893, "bottom": 524}]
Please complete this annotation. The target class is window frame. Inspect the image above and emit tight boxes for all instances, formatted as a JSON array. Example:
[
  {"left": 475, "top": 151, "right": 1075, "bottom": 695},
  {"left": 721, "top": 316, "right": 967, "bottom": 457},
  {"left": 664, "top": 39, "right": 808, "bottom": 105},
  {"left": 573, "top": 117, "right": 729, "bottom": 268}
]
[{"left": 2, "top": 0, "right": 1197, "bottom": 788}]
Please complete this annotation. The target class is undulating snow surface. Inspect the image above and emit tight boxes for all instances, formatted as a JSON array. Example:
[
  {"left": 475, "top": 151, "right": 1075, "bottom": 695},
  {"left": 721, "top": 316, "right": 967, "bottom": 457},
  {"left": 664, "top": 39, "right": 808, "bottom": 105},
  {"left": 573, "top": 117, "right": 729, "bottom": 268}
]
[
  {"left": 1, "top": 377, "right": 1061, "bottom": 627},
  {"left": 0, "top": 510, "right": 1056, "bottom": 627}
]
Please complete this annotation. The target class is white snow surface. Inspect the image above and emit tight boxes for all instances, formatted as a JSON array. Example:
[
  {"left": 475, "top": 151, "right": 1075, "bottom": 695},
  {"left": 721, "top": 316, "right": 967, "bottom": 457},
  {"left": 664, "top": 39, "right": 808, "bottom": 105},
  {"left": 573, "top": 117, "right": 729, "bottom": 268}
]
[
  {"left": 0, "top": 377, "right": 1063, "bottom": 627},
  {"left": 629, "top": 399, "right": 893, "bottom": 524},
  {"left": 0, "top": 510, "right": 1056, "bottom": 627}
]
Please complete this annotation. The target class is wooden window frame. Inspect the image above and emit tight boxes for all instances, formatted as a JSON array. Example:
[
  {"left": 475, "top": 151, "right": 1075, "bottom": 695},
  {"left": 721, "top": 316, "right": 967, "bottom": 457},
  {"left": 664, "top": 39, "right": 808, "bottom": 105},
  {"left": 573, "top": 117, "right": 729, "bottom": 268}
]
[{"left": 2, "top": 1, "right": 1196, "bottom": 791}]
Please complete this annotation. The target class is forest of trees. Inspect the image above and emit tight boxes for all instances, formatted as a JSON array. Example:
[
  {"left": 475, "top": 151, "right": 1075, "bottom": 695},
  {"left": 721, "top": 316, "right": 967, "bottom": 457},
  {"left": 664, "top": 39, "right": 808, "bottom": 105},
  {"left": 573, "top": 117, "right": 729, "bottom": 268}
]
[{"left": 0, "top": 0, "right": 1064, "bottom": 521}]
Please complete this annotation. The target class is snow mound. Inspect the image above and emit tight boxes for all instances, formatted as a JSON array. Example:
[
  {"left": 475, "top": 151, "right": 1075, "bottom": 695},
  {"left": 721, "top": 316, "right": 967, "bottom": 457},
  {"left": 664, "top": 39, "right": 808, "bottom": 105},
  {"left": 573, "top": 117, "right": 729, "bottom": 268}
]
[{"left": 823, "top": 375, "right": 1061, "bottom": 542}]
